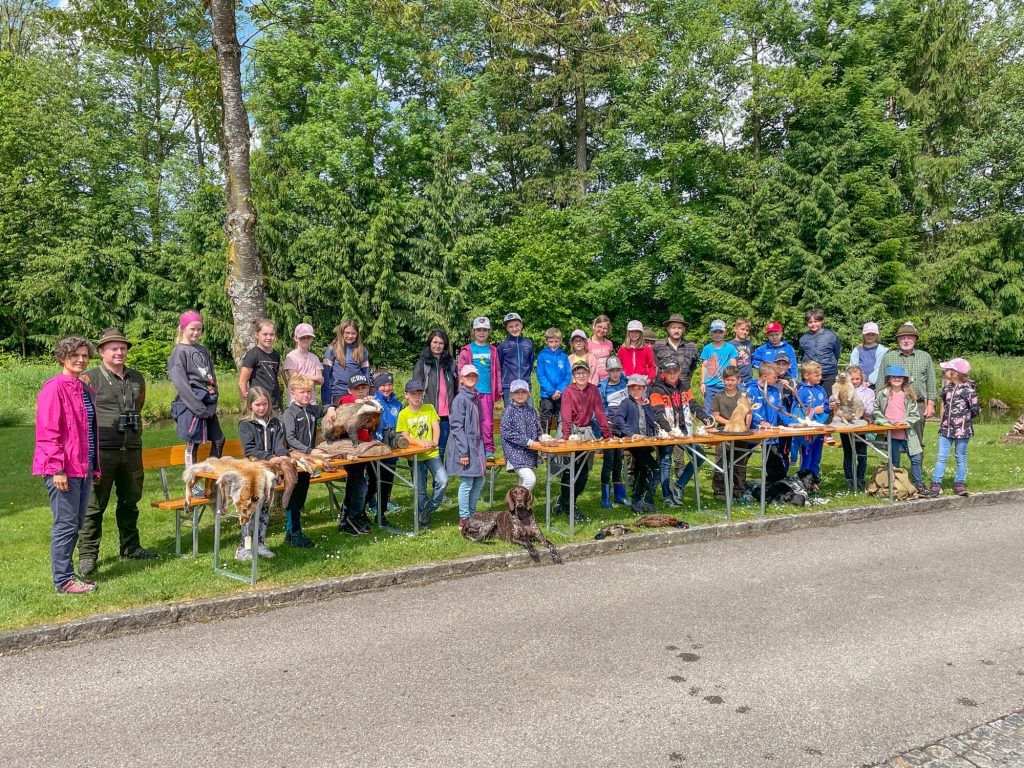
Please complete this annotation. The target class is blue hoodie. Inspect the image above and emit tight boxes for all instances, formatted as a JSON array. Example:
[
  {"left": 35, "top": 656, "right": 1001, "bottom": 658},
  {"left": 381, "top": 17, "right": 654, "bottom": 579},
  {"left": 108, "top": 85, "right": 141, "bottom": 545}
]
[
  {"left": 536, "top": 347, "right": 571, "bottom": 398},
  {"left": 497, "top": 335, "right": 535, "bottom": 392},
  {"left": 373, "top": 389, "right": 402, "bottom": 440}
]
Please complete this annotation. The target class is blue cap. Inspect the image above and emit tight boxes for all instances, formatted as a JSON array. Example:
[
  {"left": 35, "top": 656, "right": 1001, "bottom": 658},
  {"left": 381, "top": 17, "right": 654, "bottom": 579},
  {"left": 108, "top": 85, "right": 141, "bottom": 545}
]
[
  {"left": 710, "top": 319, "right": 727, "bottom": 332},
  {"left": 404, "top": 379, "right": 425, "bottom": 393},
  {"left": 885, "top": 365, "right": 908, "bottom": 378}
]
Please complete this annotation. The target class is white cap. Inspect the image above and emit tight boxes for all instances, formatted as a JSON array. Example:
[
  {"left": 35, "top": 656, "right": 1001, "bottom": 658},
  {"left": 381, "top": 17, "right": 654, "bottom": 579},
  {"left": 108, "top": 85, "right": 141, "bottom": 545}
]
[
  {"left": 627, "top": 320, "right": 643, "bottom": 332},
  {"left": 862, "top": 322, "right": 880, "bottom": 335},
  {"left": 570, "top": 329, "right": 587, "bottom": 341},
  {"left": 472, "top": 316, "right": 491, "bottom": 330}
]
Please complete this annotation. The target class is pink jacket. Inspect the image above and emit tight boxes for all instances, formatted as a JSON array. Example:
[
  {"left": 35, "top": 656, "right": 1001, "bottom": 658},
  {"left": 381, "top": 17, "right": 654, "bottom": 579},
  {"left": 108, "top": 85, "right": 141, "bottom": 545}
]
[
  {"left": 32, "top": 374, "right": 99, "bottom": 479},
  {"left": 458, "top": 344, "right": 502, "bottom": 395}
]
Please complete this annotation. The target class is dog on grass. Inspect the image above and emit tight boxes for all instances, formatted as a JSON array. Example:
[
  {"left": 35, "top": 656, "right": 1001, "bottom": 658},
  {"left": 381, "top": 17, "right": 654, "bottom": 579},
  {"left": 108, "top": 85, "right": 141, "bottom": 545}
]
[{"left": 460, "top": 486, "right": 563, "bottom": 564}]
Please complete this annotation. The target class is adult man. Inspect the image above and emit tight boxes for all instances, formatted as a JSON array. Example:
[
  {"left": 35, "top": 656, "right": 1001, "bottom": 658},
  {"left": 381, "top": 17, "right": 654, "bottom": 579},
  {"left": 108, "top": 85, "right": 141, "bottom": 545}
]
[
  {"left": 880, "top": 321, "right": 937, "bottom": 452},
  {"left": 78, "top": 328, "right": 157, "bottom": 575},
  {"left": 652, "top": 314, "right": 700, "bottom": 392}
]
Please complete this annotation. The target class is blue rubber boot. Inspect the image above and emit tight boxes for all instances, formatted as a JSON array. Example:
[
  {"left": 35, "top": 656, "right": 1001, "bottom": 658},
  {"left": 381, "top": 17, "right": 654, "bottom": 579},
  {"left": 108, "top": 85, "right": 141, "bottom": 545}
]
[
  {"left": 600, "top": 484, "right": 612, "bottom": 509},
  {"left": 613, "top": 482, "right": 628, "bottom": 506}
]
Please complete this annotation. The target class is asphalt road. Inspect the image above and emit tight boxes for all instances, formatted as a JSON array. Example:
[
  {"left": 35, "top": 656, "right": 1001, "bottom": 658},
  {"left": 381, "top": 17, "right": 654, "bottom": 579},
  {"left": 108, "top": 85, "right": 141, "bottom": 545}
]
[{"left": 3, "top": 503, "right": 1024, "bottom": 768}]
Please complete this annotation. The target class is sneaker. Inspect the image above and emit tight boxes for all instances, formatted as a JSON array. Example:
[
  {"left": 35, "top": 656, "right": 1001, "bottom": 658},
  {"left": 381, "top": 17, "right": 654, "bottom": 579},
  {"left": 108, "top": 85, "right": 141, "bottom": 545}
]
[
  {"left": 235, "top": 547, "right": 252, "bottom": 561},
  {"left": 927, "top": 482, "right": 942, "bottom": 498},
  {"left": 285, "top": 531, "right": 316, "bottom": 548},
  {"left": 57, "top": 576, "right": 96, "bottom": 594},
  {"left": 353, "top": 515, "right": 372, "bottom": 534},
  {"left": 79, "top": 556, "right": 96, "bottom": 576},
  {"left": 954, "top": 483, "right": 968, "bottom": 497},
  {"left": 121, "top": 547, "right": 159, "bottom": 560},
  {"left": 257, "top": 545, "right": 275, "bottom": 559},
  {"left": 386, "top": 502, "right": 402, "bottom": 513},
  {"left": 339, "top": 518, "right": 363, "bottom": 536},
  {"left": 458, "top": 518, "right": 468, "bottom": 528},
  {"left": 190, "top": 484, "right": 206, "bottom": 499}
]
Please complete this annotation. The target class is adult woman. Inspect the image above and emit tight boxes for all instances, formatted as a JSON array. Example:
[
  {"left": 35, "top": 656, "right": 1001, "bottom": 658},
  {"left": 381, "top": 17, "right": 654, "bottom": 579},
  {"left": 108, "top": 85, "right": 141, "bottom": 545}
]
[
  {"left": 412, "top": 329, "right": 458, "bottom": 457},
  {"left": 33, "top": 335, "right": 100, "bottom": 594},
  {"left": 323, "top": 319, "right": 371, "bottom": 404}
]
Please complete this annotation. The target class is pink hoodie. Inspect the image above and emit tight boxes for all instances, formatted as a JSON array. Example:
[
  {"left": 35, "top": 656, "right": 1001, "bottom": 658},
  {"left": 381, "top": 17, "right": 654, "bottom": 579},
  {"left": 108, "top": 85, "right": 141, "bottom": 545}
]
[{"left": 32, "top": 374, "right": 100, "bottom": 479}]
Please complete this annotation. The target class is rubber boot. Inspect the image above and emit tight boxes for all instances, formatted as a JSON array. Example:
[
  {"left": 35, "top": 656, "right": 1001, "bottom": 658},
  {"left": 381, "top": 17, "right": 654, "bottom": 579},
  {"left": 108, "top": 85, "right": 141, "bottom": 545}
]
[
  {"left": 613, "top": 482, "right": 628, "bottom": 506},
  {"left": 600, "top": 484, "right": 612, "bottom": 509}
]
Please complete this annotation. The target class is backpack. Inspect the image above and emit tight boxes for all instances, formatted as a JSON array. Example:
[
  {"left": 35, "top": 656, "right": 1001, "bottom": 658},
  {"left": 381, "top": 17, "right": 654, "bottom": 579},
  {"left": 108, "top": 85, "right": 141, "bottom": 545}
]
[{"left": 866, "top": 463, "right": 918, "bottom": 500}]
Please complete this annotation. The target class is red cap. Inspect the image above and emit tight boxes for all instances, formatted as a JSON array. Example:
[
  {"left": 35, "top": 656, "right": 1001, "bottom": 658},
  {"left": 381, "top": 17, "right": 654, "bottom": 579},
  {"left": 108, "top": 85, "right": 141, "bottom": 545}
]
[{"left": 765, "top": 322, "right": 783, "bottom": 333}]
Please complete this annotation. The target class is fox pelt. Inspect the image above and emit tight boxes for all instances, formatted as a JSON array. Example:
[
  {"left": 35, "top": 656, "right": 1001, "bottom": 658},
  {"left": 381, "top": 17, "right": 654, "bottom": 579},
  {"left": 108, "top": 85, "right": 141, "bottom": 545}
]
[
  {"left": 261, "top": 456, "right": 298, "bottom": 510},
  {"left": 183, "top": 457, "right": 277, "bottom": 526},
  {"left": 322, "top": 398, "right": 384, "bottom": 442}
]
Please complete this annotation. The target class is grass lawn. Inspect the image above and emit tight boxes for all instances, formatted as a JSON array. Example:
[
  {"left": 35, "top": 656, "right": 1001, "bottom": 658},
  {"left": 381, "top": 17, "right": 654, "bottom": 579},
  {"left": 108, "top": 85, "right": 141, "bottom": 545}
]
[{"left": 2, "top": 418, "right": 1023, "bottom": 633}]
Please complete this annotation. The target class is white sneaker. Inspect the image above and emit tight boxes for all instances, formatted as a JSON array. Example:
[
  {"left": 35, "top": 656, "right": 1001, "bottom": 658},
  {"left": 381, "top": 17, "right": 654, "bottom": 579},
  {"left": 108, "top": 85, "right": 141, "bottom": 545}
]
[
  {"left": 234, "top": 547, "right": 252, "bottom": 561},
  {"left": 257, "top": 545, "right": 275, "bottom": 559}
]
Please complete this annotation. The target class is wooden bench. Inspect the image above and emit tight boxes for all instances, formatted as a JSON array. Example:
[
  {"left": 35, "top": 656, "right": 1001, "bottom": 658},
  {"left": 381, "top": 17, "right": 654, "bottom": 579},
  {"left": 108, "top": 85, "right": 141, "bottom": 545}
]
[{"left": 143, "top": 439, "right": 348, "bottom": 558}]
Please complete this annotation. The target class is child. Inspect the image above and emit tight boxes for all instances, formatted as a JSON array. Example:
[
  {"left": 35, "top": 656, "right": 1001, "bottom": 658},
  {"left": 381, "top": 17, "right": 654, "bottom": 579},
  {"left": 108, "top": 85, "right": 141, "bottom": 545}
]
[
  {"left": 397, "top": 379, "right": 448, "bottom": 528},
  {"left": 798, "top": 309, "right": 841, "bottom": 395},
  {"left": 411, "top": 329, "right": 458, "bottom": 459},
  {"left": 500, "top": 379, "right": 542, "bottom": 490},
  {"left": 751, "top": 322, "right": 798, "bottom": 383},
  {"left": 239, "top": 317, "right": 283, "bottom": 409},
  {"left": 598, "top": 356, "right": 628, "bottom": 508},
  {"left": 337, "top": 373, "right": 375, "bottom": 534},
  {"left": 610, "top": 374, "right": 661, "bottom": 514},
  {"left": 731, "top": 318, "right": 755, "bottom": 383},
  {"left": 834, "top": 365, "right": 875, "bottom": 491},
  {"left": 498, "top": 312, "right": 535, "bottom": 408},
  {"left": 588, "top": 315, "right": 615, "bottom": 381},
  {"left": 446, "top": 365, "right": 487, "bottom": 523},
  {"left": 281, "top": 374, "right": 333, "bottom": 546},
  {"left": 926, "top": 358, "right": 980, "bottom": 497},
  {"left": 700, "top": 319, "right": 738, "bottom": 406},
  {"left": 650, "top": 360, "right": 712, "bottom": 506},
  {"left": 710, "top": 366, "right": 752, "bottom": 501},
  {"left": 457, "top": 317, "right": 501, "bottom": 458},
  {"left": 237, "top": 386, "right": 287, "bottom": 560},
  {"left": 794, "top": 361, "right": 830, "bottom": 481},
  {"left": 168, "top": 311, "right": 224, "bottom": 482},
  {"left": 874, "top": 364, "right": 923, "bottom": 489},
  {"left": 536, "top": 328, "right": 571, "bottom": 435},
  {"left": 568, "top": 329, "right": 599, "bottom": 386},
  {"left": 557, "top": 360, "right": 612, "bottom": 520},
  {"left": 283, "top": 323, "right": 323, "bottom": 404},
  {"left": 617, "top": 320, "right": 656, "bottom": 384},
  {"left": 849, "top": 322, "right": 889, "bottom": 388},
  {"left": 366, "top": 371, "right": 402, "bottom": 526},
  {"left": 323, "top": 319, "right": 371, "bottom": 404}
]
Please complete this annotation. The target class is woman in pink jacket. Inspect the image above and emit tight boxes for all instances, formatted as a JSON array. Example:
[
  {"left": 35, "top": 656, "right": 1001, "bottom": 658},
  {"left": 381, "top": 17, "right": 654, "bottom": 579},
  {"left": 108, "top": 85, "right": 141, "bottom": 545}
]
[{"left": 33, "top": 335, "right": 100, "bottom": 594}]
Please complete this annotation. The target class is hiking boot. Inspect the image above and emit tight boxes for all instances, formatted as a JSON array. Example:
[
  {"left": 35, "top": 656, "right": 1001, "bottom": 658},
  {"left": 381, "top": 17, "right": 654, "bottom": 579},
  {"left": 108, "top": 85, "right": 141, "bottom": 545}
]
[
  {"left": 235, "top": 547, "right": 252, "bottom": 561},
  {"left": 121, "top": 547, "right": 159, "bottom": 560},
  {"left": 954, "top": 483, "right": 968, "bottom": 497},
  {"left": 926, "top": 482, "right": 942, "bottom": 498},
  {"left": 338, "top": 518, "right": 363, "bottom": 537},
  {"left": 79, "top": 556, "right": 96, "bottom": 576},
  {"left": 915, "top": 484, "right": 928, "bottom": 497},
  {"left": 257, "top": 545, "right": 275, "bottom": 559},
  {"left": 57, "top": 576, "right": 96, "bottom": 595},
  {"left": 286, "top": 531, "right": 316, "bottom": 548}
]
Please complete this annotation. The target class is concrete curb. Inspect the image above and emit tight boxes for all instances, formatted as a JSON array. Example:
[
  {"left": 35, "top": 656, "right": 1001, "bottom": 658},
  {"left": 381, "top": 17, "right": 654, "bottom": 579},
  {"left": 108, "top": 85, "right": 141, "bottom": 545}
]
[{"left": 3, "top": 488, "right": 1022, "bottom": 655}]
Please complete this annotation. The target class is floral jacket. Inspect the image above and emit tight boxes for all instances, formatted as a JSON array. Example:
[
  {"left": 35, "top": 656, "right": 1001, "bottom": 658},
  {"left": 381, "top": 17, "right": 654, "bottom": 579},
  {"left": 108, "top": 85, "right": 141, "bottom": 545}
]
[{"left": 937, "top": 380, "right": 980, "bottom": 439}]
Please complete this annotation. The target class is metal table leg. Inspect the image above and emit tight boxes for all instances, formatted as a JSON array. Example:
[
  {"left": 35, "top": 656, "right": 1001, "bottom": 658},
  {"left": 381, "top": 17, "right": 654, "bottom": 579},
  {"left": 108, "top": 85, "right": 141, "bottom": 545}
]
[
  {"left": 887, "top": 433, "right": 894, "bottom": 502},
  {"left": 568, "top": 451, "right": 577, "bottom": 537}
]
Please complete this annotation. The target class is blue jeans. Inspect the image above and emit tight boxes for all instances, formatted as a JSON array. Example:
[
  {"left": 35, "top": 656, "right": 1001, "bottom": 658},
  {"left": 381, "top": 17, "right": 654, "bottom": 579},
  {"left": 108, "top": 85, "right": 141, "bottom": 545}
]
[
  {"left": 932, "top": 436, "right": 969, "bottom": 484},
  {"left": 416, "top": 456, "right": 448, "bottom": 521},
  {"left": 458, "top": 475, "right": 485, "bottom": 519},
  {"left": 889, "top": 438, "right": 923, "bottom": 486},
  {"left": 661, "top": 445, "right": 706, "bottom": 489},
  {"left": 46, "top": 475, "right": 92, "bottom": 587},
  {"left": 438, "top": 417, "right": 451, "bottom": 460},
  {"left": 704, "top": 384, "right": 723, "bottom": 407}
]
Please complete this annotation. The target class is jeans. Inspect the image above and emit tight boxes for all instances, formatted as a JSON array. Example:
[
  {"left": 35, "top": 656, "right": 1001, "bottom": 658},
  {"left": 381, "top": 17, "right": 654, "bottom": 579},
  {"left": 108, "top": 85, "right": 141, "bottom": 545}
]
[
  {"left": 438, "top": 417, "right": 450, "bottom": 459},
  {"left": 628, "top": 448, "right": 659, "bottom": 504},
  {"left": 286, "top": 472, "right": 311, "bottom": 533},
  {"left": 600, "top": 448, "right": 623, "bottom": 485},
  {"left": 46, "top": 475, "right": 92, "bottom": 587},
  {"left": 458, "top": 475, "right": 485, "bottom": 519},
  {"left": 240, "top": 504, "right": 269, "bottom": 547},
  {"left": 415, "top": 456, "right": 449, "bottom": 522},
  {"left": 79, "top": 447, "right": 144, "bottom": 559},
  {"left": 539, "top": 397, "right": 560, "bottom": 435},
  {"left": 366, "top": 458, "right": 397, "bottom": 513},
  {"left": 840, "top": 432, "right": 868, "bottom": 484},
  {"left": 342, "top": 462, "right": 369, "bottom": 521},
  {"left": 661, "top": 444, "right": 706, "bottom": 489},
  {"left": 932, "top": 436, "right": 969, "bottom": 484},
  {"left": 704, "top": 384, "right": 723, "bottom": 407},
  {"left": 889, "top": 438, "right": 923, "bottom": 486}
]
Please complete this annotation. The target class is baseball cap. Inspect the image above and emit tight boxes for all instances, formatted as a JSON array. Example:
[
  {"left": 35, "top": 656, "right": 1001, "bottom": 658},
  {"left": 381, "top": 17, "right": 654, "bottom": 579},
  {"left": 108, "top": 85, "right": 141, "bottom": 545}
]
[
  {"left": 660, "top": 359, "right": 680, "bottom": 372},
  {"left": 571, "top": 360, "right": 590, "bottom": 372},
  {"left": 404, "top": 379, "right": 425, "bottom": 393},
  {"left": 293, "top": 322, "right": 315, "bottom": 340},
  {"left": 459, "top": 364, "right": 479, "bottom": 378},
  {"left": 861, "top": 322, "right": 880, "bottom": 335},
  {"left": 373, "top": 372, "right": 393, "bottom": 387},
  {"left": 627, "top": 374, "right": 648, "bottom": 387},
  {"left": 710, "top": 319, "right": 727, "bottom": 332},
  {"left": 606, "top": 356, "right": 623, "bottom": 371},
  {"left": 510, "top": 379, "right": 530, "bottom": 393},
  {"left": 570, "top": 329, "right": 587, "bottom": 341},
  {"left": 765, "top": 322, "right": 783, "bottom": 333},
  {"left": 472, "top": 316, "right": 491, "bottom": 330},
  {"left": 626, "top": 320, "right": 643, "bottom": 332},
  {"left": 503, "top": 312, "right": 523, "bottom": 325},
  {"left": 348, "top": 373, "right": 369, "bottom": 388},
  {"left": 940, "top": 358, "right": 971, "bottom": 375}
]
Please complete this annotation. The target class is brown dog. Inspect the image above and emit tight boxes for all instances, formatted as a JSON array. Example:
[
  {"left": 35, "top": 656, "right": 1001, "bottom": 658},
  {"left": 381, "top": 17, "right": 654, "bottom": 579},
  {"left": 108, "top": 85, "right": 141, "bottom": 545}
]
[{"left": 461, "top": 486, "right": 563, "bottom": 564}]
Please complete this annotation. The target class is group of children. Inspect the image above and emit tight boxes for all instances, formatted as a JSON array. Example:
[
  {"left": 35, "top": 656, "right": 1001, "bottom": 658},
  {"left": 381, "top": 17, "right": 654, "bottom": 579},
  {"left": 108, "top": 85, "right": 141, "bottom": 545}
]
[{"left": 165, "top": 308, "right": 981, "bottom": 549}]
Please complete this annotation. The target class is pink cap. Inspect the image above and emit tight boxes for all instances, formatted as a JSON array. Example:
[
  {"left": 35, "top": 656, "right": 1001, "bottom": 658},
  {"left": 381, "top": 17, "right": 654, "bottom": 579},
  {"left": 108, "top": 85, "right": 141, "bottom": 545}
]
[
  {"left": 460, "top": 364, "right": 479, "bottom": 378},
  {"left": 293, "top": 322, "right": 315, "bottom": 340},
  {"left": 178, "top": 311, "right": 202, "bottom": 330},
  {"left": 940, "top": 358, "right": 971, "bottom": 375},
  {"left": 862, "top": 322, "right": 880, "bottom": 335}
]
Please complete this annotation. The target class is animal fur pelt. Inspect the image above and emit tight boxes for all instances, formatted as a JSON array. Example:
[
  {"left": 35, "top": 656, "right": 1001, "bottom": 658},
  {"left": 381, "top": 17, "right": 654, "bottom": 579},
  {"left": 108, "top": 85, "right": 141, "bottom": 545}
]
[
  {"left": 288, "top": 451, "right": 327, "bottom": 476},
  {"left": 460, "top": 487, "right": 562, "bottom": 563},
  {"left": 722, "top": 392, "right": 753, "bottom": 434},
  {"left": 594, "top": 524, "right": 632, "bottom": 540},
  {"left": 322, "top": 398, "right": 384, "bottom": 442},
  {"left": 746, "top": 469, "right": 818, "bottom": 506},
  {"left": 831, "top": 371, "right": 865, "bottom": 425},
  {"left": 633, "top": 514, "right": 689, "bottom": 529},
  {"left": 315, "top": 438, "right": 392, "bottom": 459},
  {"left": 182, "top": 457, "right": 277, "bottom": 525},
  {"left": 260, "top": 456, "right": 298, "bottom": 510}
]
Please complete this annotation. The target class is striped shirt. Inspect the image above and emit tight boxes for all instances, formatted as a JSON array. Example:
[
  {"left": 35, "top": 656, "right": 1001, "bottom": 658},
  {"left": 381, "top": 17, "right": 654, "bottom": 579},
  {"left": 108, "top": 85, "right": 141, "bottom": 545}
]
[{"left": 81, "top": 388, "right": 97, "bottom": 471}]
